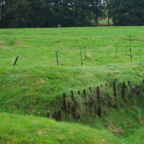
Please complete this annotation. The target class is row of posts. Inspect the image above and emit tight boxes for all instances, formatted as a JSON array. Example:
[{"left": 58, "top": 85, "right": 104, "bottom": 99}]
[
  {"left": 56, "top": 47, "right": 87, "bottom": 66},
  {"left": 47, "top": 80, "right": 144, "bottom": 121}
]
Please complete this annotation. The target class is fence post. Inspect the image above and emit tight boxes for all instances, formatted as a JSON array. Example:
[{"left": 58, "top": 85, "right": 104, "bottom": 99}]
[
  {"left": 56, "top": 51, "right": 58, "bottom": 66},
  {"left": 128, "top": 81, "right": 130, "bottom": 86},
  {"left": 80, "top": 49, "right": 83, "bottom": 65},
  {"left": 89, "top": 87, "right": 91, "bottom": 92},
  {"left": 71, "top": 91, "right": 75, "bottom": 119},
  {"left": 113, "top": 82, "right": 117, "bottom": 107},
  {"left": 122, "top": 82, "right": 125, "bottom": 99},
  {"left": 14, "top": 56, "right": 19, "bottom": 66},
  {"left": 97, "top": 86, "right": 101, "bottom": 117},
  {"left": 63, "top": 93, "right": 66, "bottom": 112},
  {"left": 68, "top": 103, "right": 71, "bottom": 115},
  {"left": 78, "top": 91, "right": 80, "bottom": 95},
  {"left": 83, "top": 90, "right": 86, "bottom": 97}
]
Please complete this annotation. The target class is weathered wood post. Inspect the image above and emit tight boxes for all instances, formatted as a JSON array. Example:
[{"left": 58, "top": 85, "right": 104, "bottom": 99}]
[
  {"left": 78, "top": 91, "right": 80, "bottom": 95},
  {"left": 14, "top": 56, "right": 19, "bottom": 66},
  {"left": 114, "top": 81, "right": 117, "bottom": 107},
  {"left": 71, "top": 91, "right": 75, "bottom": 119},
  {"left": 56, "top": 51, "right": 58, "bottom": 66},
  {"left": 89, "top": 87, "right": 91, "bottom": 92},
  {"left": 80, "top": 49, "right": 83, "bottom": 65},
  {"left": 83, "top": 90, "right": 86, "bottom": 97},
  {"left": 122, "top": 82, "right": 125, "bottom": 99},
  {"left": 63, "top": 93, "right": 66, "bottom": 112},
  {"left": 97, "top": 86, "right": 101, "bottom": 117}
]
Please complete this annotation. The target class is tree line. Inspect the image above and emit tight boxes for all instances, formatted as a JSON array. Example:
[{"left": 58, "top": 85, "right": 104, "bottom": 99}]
[
  {"left": 0, "top": 0, "right": 107, "bottom": 28},
  {"left": 107, "top": 0, "right": 144, "bottom": 26},
  {"left": 0, "top": 0, "right": 144, "bottom": 28}
]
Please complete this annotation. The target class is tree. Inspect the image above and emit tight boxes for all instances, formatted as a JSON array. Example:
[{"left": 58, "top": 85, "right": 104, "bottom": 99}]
[
  {"left": 0, "top": 0, "right": 107, "bottom": 28},
  {"left": 107, "top": 0, "right": 144, "bottom": 26}
]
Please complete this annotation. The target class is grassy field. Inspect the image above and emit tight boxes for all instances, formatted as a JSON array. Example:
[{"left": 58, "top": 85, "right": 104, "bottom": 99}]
[
  {"left": 0, "top": 113, "right": 144, "bottom": 144},
  {"left": 0, "top": 113, "right": 122, "bottom": 144},
  {"left": 0, "top": 26, "right": 144, "bottom": 143}
]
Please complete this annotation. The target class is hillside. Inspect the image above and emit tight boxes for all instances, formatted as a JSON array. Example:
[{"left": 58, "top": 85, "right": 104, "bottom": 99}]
[{"left": 0, "top": 27, "right": 144, "bottom": 143}]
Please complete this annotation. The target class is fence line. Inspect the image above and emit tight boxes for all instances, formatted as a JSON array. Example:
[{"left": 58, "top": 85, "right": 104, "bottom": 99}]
[{"left": 50, "top": 79, "right": 144, "bottom": 121}]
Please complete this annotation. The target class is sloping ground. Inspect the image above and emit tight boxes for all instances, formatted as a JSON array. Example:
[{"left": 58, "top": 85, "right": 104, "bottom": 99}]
[
  {"left": 0, "top": 27, "right": 144, "bottom": 143},
  {"left": 1, "top": 113, "right": 144, "bottom": 144},
  {"left": 0, "top": 113, "right": 122, "bottom": 144}
]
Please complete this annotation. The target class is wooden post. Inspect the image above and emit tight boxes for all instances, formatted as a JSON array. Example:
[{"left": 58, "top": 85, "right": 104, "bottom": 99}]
[
  {"left": 97, "top": 86, "right": 101, "bottom": 117},
  {"left": 63, "top": 93, "right": 66, "bottom": 112},
  {"left": 71, "top": 91, "right": 74, "bottom": 100},
  {"left": 85, "top": 46, "right": 86, "bottom": 58},
  {"left": 128, "top": 81, "right": 130, "bottom": 86},
  {"left": 68, "top": 103, "right": 71, "bottom": 114},
  {"left": 122, "top": 82, "right": 125, "bottom": 99},
  {"left": 14, "top": 56, "right": 19, "bottom": 66},
  {"left": 89, "top": 87, "right": 91, "bottom": 92},
  {"left": 47, "top": 113, "right": 49, "bottom": 118},
  {"left": 78, "top": 91, "right": 80, "bottom": 95},
  {"left": 71, "top": 91, "right": 75, "bottom": 119},
  {"left": 114, "top": 82, "right": 116, "bottom": 107},
  {"left": 129, "top": 35, "right": 132, "bottom": 62},
  {"left": 56, "top": 51, "right": 58, "bottom": 66},
  {"left": 83, "top": 90, "right": 86, "bottom": 97},
  {"left": 80, "top": 49, "right": 83, "bottom": 65}
]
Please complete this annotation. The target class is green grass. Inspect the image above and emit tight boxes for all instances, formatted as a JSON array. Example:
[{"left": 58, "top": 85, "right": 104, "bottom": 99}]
[
  {"left": 0, "top": 112, "right": 144, "bottom": 144},
  {"left": 99, "top": 18, "right": 113, "bottom": 25},
  {"left": 0, "top": 26, "right": 144, "bottom": 143},
  {"left": 0, "top": 112, "right": 122, "bottom": 144}
]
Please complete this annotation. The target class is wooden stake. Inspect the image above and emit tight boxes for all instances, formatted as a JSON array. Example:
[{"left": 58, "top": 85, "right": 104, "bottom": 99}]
[
  {"left": 63, "top": 93, "right": 66, "bottom": 112},
  {"left": 122, "top": 82, "right": 125, "bottom": 99},
  {"left": 97, "top": 86, "right": 101, "bottom": 117},
  {"left": 14, "top": 56, "right": 19, "bottom": 66},
  {"left": 56, "top": 51, "right": 58, "bottom": 66}
]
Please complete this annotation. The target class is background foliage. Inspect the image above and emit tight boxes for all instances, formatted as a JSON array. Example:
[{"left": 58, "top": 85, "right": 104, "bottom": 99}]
[
  {"left": 0, "top": 0, "right": 106, "bottom": 28},
  {"left": 107, "top": 0, "right": 144, "bottom": 26}
]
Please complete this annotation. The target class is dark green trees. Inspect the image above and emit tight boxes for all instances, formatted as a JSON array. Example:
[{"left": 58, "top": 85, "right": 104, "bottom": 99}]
[
  {"left": 107, "top": 0, "right": 144, "bottom": 26},
  {"left": 0, "top": 0, "right": 107, "bottom": 28}
]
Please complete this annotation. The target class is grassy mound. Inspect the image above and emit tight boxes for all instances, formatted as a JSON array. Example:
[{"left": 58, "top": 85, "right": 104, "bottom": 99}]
[
  {"left": 0, "top": 113, "right": 122, "bottom": 144},
  {"left": 1, "top": 113, "right": 144, "bottom": 144}
]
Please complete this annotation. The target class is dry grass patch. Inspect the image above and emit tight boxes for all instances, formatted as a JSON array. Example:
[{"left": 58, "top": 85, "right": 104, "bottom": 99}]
[
  {"left": 40, "top": 78, "right": 46, "bottom": 83},
  {"left": 108, "top": 124, "right": 124, "bottom": 136},
  {"left": 14, "top": 41, "right": 25, "bottom": 46},
  {"left": 0, "top": 41, "right": 6, "bottom": 46},
  {"left": 103, "top": 45, "right": 114, "bottom": 49},
  {"left": 0, "top": 41, "right": 10, "bottom": 49},
  {"left": 54, "top": 39, "right": 60, "bottom": 43},
  {"left": 139, "top": 71, "right": 144, "bottom": 76}
]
